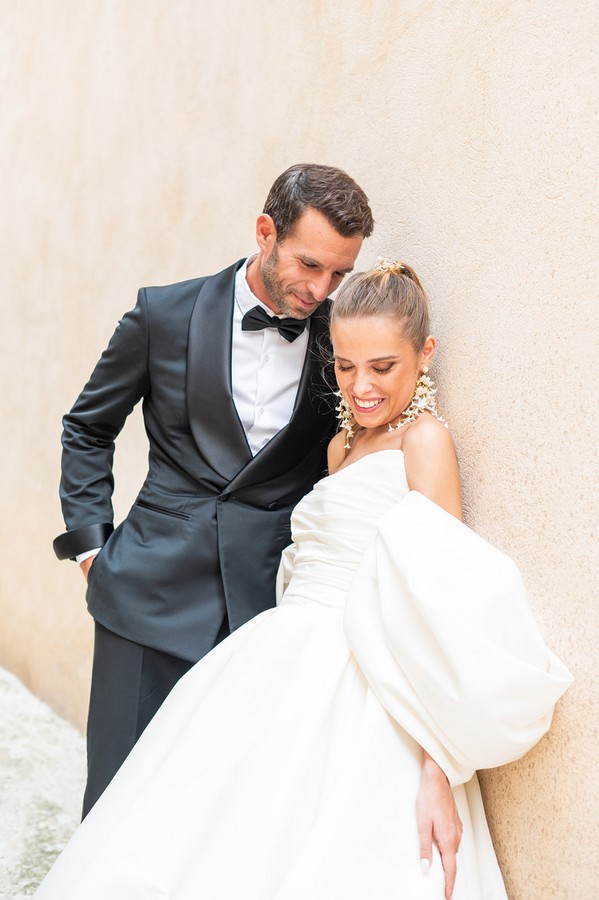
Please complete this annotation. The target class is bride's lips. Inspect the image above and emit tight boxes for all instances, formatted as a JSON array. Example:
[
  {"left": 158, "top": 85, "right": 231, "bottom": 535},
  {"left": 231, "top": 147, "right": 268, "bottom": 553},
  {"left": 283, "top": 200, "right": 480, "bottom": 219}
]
[{"left": 353, "top": 397, "right": 384, "bottom": 414}]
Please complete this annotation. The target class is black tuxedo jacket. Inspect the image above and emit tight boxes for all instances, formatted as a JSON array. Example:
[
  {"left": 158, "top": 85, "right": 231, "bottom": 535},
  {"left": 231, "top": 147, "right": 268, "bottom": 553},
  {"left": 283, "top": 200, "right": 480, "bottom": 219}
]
[{"left": 54, "top": 260, "right": 337, "bottom": 661}]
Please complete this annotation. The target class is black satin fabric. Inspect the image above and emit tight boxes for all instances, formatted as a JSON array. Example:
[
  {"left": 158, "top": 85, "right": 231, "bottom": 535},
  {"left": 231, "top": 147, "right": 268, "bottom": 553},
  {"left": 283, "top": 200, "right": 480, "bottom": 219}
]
[{"left": 55, "top": 260, "right": 336, "bottom": 662}]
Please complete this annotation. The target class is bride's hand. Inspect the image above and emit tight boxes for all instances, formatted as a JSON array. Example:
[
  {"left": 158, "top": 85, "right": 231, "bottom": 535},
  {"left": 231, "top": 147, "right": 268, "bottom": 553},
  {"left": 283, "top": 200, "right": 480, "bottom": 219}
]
[{"left": 416, "top": 751, "right": 463, "bottom": 899}]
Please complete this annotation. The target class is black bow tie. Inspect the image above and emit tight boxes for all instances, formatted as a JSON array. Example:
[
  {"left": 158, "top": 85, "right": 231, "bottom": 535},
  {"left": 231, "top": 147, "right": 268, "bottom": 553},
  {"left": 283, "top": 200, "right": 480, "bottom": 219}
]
[{"left": 241, "top": 305, "right": 307, "bottom": 343}]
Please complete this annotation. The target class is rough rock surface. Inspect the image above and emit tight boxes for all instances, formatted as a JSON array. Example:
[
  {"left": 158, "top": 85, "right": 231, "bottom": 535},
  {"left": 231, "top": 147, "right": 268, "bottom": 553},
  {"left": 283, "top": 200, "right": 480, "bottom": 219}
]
[{"left": 0, "top": 668, "right": 85, "bottom": 898}]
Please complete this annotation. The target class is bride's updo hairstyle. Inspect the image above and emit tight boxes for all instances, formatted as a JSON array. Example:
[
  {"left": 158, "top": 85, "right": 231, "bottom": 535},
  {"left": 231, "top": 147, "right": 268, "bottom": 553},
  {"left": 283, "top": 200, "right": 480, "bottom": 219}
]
[{"left": 330, "top": 258, "right": 430, "bottom": 353}]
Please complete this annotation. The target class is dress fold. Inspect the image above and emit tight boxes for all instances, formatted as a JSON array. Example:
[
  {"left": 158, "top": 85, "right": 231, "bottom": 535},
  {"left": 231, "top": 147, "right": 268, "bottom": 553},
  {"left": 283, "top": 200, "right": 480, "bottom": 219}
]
[{"left": 344, "top": 490, "right": 572, "bottom": 785}]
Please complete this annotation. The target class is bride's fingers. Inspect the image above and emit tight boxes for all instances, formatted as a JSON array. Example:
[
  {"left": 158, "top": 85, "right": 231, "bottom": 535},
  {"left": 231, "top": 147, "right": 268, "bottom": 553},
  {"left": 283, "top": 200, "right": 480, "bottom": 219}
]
[
  {"left": 439, "top": 843, "right": 457, "bottom": 899},
  {"left": 439, "top": 813, "right": 462, "bottom": 899},
  {"left": 417, "top": 814, "right": 433, "bottom": 875}
]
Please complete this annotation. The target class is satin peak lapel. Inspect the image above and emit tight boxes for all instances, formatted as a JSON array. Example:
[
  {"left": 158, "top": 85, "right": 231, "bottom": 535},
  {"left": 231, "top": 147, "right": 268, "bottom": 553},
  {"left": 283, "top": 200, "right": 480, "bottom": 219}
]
[{"left": 186, "top": 260, "right": 252, "bottom": 483}]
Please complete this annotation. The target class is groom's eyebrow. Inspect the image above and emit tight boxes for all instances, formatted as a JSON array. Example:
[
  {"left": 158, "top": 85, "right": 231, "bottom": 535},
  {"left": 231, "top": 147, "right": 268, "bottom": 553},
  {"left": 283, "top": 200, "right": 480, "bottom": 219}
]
[{"left": 300, "top": 254, "right": 354, "bottom": 274}]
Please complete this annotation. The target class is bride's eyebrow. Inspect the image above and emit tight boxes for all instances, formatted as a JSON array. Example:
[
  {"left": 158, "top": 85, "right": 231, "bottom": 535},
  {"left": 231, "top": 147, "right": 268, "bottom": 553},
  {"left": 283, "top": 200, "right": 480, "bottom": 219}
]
[{"left": 333, "top": 355, "right": 399, "bottom": 362}]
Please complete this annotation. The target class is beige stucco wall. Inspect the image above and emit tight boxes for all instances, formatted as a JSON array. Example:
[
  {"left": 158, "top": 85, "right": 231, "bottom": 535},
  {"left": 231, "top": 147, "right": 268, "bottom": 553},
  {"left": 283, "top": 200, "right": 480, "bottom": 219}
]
[{"left": 2, "top": 2, "right": 596, "bottom": 896}]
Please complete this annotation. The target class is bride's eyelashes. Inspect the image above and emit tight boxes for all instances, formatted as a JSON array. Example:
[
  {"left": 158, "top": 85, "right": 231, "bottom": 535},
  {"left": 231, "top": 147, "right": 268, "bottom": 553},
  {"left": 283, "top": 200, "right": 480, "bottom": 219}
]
[{"left": 334, "top": 362, "right": 395, "bottom": 375}]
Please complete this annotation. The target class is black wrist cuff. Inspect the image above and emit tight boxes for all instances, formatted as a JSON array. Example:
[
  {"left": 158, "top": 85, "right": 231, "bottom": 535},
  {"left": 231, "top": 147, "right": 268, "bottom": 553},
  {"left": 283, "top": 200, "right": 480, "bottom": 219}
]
[{"left": 53, "top": 523, "right": 114, "bottom": 561}]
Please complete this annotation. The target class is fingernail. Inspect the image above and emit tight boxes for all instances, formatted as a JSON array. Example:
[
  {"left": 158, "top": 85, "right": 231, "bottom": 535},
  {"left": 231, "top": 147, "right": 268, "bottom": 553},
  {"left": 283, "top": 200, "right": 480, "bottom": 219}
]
[{"left": 420, "top": 859, "right": 431, "bottom": 874}]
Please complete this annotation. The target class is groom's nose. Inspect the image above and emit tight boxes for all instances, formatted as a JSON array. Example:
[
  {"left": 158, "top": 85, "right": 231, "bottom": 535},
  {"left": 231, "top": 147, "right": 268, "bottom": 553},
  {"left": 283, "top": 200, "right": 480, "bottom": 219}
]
[{"left": 306, "top": 271, "right": 332, "bottom": 302}]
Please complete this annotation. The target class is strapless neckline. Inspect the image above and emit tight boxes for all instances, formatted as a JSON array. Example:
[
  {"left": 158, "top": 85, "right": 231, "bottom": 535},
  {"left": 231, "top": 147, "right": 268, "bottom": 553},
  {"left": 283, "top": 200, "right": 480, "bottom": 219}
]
[{"left": 326, "top": 448, "right": 405, "bottom": 482}]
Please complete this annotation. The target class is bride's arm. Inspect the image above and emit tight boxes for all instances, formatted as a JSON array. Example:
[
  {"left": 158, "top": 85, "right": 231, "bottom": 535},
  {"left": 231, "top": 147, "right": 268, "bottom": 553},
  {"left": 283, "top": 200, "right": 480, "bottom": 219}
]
[
  {"left": 401, "top": 415, "right": 461, "bottom": 519},
  {"left": 402, "top": 416, "right": 463, "bottom": 897}
]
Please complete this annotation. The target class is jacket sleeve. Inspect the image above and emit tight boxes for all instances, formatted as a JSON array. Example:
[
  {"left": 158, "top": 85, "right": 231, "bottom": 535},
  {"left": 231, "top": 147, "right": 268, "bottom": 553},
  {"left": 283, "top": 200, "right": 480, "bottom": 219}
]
[{"left": 53, "top": 289, "right": 151, "bottom": 560}]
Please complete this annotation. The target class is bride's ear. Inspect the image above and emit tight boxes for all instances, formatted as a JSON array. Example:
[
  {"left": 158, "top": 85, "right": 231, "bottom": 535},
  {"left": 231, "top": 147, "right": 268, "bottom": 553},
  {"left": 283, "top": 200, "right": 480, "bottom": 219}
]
[{"left": 420, "top": 335, "right": 436, "bottom": 369}]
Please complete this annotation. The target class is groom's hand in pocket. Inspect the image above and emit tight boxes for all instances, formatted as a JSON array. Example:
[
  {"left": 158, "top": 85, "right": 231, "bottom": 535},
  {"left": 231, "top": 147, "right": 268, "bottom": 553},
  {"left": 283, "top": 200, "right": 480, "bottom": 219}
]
[{"left": 80, "top": 556, "right": 97, "bottom": 582}]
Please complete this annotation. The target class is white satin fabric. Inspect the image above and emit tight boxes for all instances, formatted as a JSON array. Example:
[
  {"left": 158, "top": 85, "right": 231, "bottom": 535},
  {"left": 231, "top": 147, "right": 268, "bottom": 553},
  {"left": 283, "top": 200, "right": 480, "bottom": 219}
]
[{"left": 35, "top": 450, "right": 572, "bottom": 899}]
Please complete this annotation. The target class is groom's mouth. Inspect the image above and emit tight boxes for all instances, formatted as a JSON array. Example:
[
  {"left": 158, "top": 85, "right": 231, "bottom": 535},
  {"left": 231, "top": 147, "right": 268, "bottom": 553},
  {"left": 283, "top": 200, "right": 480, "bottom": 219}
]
[
  {"left": 353, "top": 397, "right": 384, "bottom": 413},
  {"left": 291, "top": 292, "right": 319, "bottom": 311}
]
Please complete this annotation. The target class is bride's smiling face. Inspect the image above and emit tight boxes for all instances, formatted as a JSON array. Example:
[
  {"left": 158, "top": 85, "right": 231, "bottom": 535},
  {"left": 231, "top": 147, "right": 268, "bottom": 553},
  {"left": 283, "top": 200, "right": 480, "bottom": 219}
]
[{"left": 331, "top": 315, "right": 436, "bottom": 430}]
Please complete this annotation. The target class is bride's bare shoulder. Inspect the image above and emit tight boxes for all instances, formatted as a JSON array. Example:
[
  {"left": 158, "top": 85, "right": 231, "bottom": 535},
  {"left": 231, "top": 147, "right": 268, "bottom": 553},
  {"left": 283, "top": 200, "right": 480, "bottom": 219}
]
[
  {"left": 401, "top": 415, "right": 461, "bottom": 518},
  {"left": 401, "top": 413, "right": 454, "bottom": 455},
  {"left": 327, "top": 431, "right": 347, "bottom": 475}
]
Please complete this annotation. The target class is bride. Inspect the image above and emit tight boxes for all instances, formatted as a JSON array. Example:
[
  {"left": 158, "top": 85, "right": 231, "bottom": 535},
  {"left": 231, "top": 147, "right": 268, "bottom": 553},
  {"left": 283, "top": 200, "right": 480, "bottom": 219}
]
[{"left": 35, "top": 259, "right": 571, "bottom": 899}]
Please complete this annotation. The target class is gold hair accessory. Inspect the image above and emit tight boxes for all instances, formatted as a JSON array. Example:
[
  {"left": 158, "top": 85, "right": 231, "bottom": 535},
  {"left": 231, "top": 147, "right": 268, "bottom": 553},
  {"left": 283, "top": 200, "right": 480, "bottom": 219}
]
[
  {"left": 375, "top": 256, "right": 404, "bottom": 274},
  {"left": 388, "top": 367, "right": 448, "bottom": 432}
]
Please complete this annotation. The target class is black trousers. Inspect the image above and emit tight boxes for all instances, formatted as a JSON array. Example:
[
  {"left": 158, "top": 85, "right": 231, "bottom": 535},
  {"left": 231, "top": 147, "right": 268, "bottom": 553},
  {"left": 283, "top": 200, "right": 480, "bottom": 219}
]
[{"left": 83, "top": 617, "right": 230, "bottom": 818}]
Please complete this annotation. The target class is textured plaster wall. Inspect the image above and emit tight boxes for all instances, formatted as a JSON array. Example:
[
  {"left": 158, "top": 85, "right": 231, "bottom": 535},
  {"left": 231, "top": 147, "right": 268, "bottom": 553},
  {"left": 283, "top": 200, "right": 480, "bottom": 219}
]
[{"left": 1, "top": 1, "right": 596, "bottom": 897}]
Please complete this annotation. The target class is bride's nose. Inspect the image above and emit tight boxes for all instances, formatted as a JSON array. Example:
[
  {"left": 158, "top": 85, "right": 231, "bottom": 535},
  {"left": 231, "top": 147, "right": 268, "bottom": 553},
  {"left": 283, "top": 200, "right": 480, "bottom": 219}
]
[{"left": 353, "top": 369, "right": 374, "bottom": 395}]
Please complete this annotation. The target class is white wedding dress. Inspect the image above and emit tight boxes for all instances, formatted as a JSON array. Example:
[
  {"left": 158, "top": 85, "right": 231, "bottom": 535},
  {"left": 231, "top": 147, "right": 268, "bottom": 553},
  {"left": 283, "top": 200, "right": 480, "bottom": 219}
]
[{"left": 35, "top": 450, "right": 572, "bottom": 899}]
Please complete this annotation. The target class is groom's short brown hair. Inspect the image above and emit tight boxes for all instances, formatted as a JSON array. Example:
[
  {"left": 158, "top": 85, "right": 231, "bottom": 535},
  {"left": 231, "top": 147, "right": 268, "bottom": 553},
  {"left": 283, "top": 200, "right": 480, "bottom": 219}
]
[{"left": 263, "top": 164, "right": 374, "bottom": 242}]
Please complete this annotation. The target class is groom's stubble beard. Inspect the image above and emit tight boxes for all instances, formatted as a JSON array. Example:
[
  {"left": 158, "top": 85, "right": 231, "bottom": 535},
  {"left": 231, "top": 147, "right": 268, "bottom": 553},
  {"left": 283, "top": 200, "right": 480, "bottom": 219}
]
[{"left": 261, "top": 242, "right": 319, "bottom": 320}]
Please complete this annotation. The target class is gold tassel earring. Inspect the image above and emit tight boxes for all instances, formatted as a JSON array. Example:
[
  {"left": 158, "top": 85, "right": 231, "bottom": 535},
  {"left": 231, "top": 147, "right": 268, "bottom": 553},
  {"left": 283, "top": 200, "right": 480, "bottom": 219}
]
[
  {"left": 336, "top": 391, "right": 356, "bottom": 449},
  {"left": 387, "top": 367, "right": 448, "bottom": 432}
]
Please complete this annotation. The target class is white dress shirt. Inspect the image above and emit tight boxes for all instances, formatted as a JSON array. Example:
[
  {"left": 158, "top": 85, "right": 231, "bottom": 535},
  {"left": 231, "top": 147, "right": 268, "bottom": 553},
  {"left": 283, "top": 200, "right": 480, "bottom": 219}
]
[
  {"left": 77, "top": 255, "right": 309, "bottom": 565},
  {"left": 231, "top": 255, "right": 309, "bottom": 455}
]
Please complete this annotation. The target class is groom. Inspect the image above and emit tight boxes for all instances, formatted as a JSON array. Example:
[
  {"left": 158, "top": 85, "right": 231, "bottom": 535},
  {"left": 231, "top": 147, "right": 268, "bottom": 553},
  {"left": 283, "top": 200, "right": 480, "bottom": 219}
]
[{"left": 53, "top": 163, "right": 374, "bottom": 815}]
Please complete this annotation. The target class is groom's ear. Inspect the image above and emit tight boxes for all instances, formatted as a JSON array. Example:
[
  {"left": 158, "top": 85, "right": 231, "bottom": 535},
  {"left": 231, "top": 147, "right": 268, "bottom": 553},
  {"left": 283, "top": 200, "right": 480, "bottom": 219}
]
[{"left": 255, "top": 214, "right": 278, "bottom": 252}]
